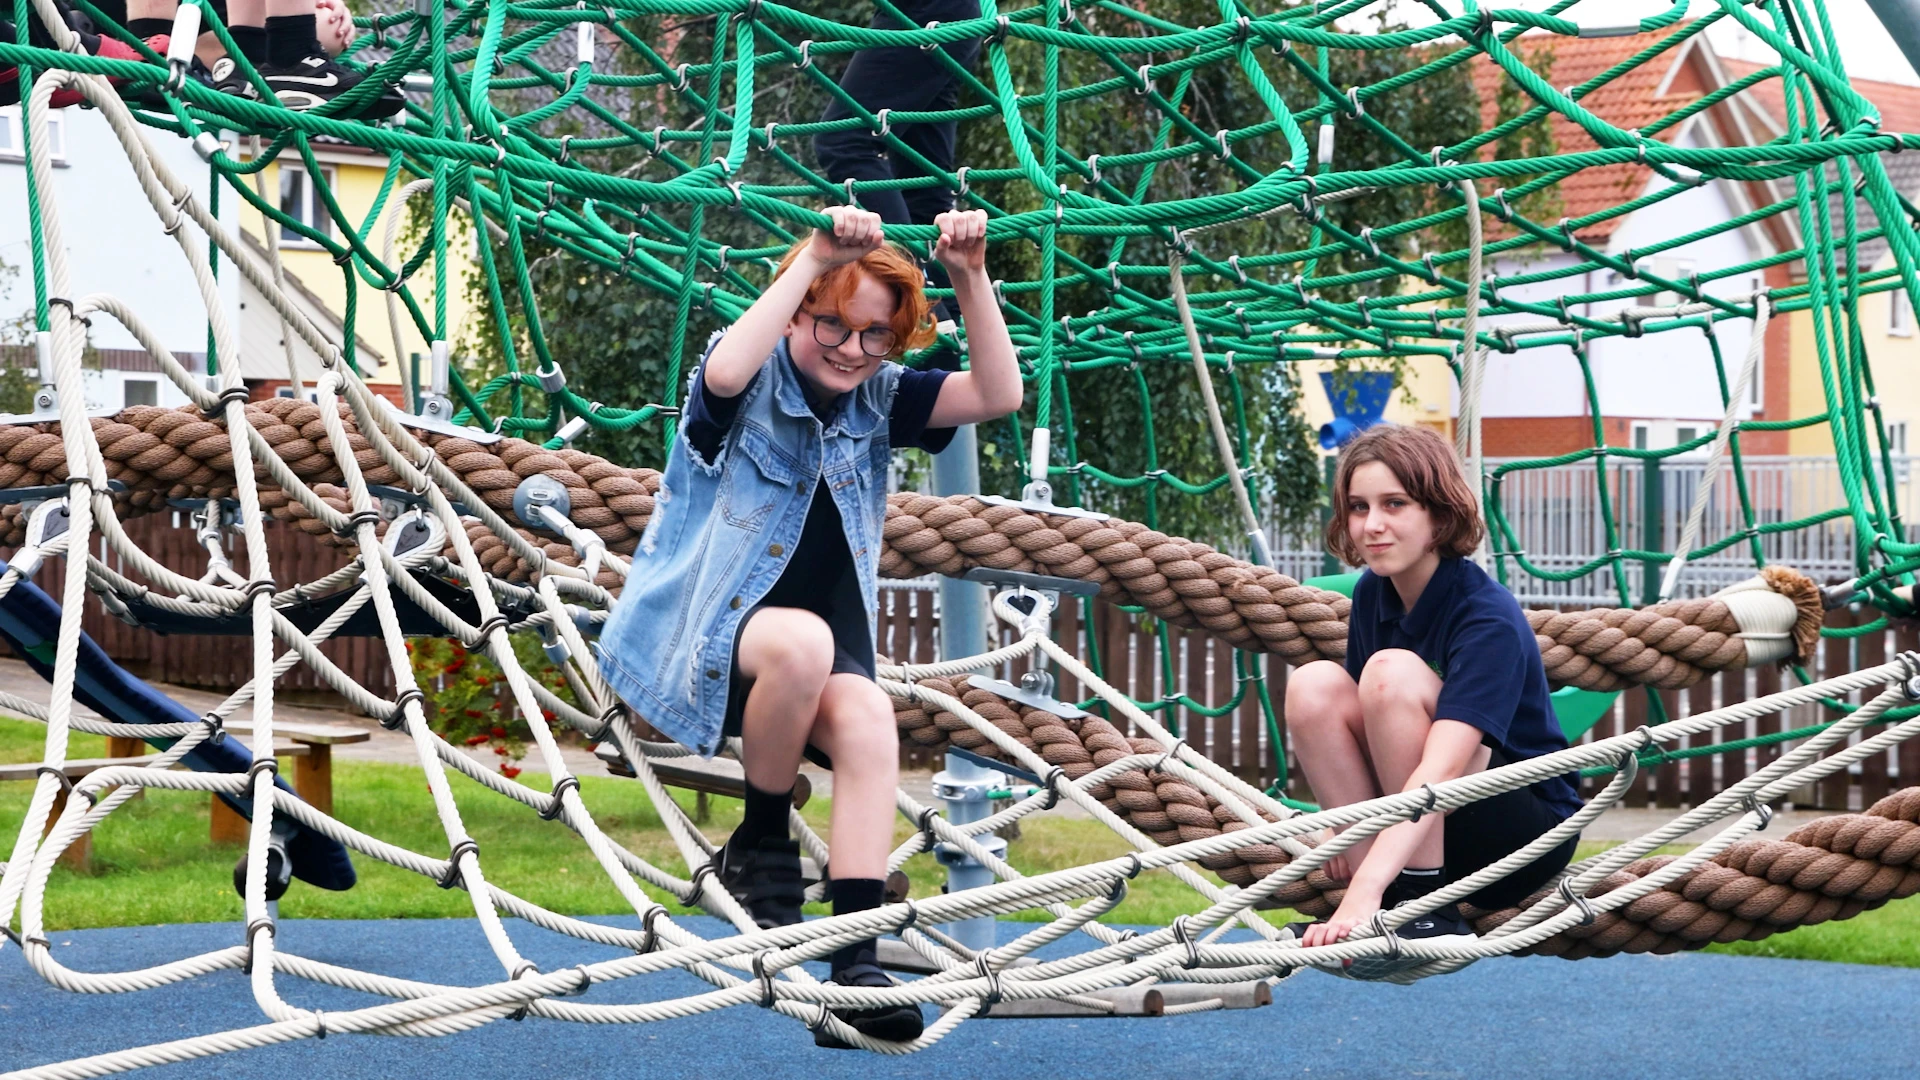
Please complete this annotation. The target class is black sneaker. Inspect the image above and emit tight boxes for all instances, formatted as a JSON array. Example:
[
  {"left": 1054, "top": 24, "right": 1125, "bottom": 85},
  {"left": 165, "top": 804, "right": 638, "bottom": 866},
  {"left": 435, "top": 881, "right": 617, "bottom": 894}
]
[
  {"left": 714, "top": 833, "right": 805, "bottom": 930},
  {"left": 259, "top": 53, "right": 402, "bottom": 119},
  {"left": 208, "top": 56, "right": 259, "bottom": 101},
  {"left": 813, "top": 962, "right": 924, "bottom": 1048}
]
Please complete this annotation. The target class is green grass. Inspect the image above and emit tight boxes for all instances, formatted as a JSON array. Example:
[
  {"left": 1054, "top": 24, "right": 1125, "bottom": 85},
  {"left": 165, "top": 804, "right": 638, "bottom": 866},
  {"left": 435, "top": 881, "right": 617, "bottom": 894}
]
[{"left": 3, "top": 717, "right": 1916, "bottom": 966}]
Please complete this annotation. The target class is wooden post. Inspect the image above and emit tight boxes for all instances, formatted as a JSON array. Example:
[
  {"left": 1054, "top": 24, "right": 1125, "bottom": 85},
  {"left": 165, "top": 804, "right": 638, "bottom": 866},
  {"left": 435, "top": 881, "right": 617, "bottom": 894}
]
[
  {"left": 105, "top": 736, "right": 145, "bottom": 801},
  {"left": 46, "top": 787, "right": 92, "bottom": 872},
  {"left": 292, "top": 743, "right": 333, "bottom": 817},
  {"left": 209, "top": 794, "right": 250, "bottom": 845}
]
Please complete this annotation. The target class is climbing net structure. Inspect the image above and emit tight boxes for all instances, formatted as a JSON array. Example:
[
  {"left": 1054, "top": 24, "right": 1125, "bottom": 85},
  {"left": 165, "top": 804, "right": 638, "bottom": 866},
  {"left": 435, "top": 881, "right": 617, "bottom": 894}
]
[{"left": 5, "top": 0, "right": 1920, "bottom": 1074}]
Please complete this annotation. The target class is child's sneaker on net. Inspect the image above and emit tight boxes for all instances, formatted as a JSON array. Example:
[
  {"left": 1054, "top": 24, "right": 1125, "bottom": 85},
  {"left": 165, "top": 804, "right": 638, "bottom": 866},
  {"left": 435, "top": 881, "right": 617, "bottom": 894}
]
[
  {"left": 208, "top": 56, "right": 259, "bottom": 101},
  {"left": 812, "top": 962, "right": 925, "bottom": 1049},
  {"left": 258, "top": 53, "right": 402, "bottom": 119},
  {"left": 714, "top": 833, "right": 805, "bottom": 930}
]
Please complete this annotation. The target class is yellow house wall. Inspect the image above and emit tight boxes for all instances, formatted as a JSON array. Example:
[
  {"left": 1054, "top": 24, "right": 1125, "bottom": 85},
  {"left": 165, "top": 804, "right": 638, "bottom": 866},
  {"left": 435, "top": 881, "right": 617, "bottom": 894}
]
[
  {"left": 1296, "top": 352, "right": 1456, "bottom": 451},
  {"left": 1784, "top": 255, "right": 1920, "bottom": 522},
  {"left": 238, "top": 150, "right": 476, "bottom": 387}
]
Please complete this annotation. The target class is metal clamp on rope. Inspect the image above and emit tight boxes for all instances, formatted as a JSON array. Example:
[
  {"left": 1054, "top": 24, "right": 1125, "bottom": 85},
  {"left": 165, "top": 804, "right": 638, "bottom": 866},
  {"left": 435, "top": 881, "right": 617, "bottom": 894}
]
[
  {"left": 464, "top": 613, "right": 510, "bottom": 649},
  {"left": 1558, "top": 878, "right": 1596, "bottom": 926},
  {"left": 1039, "top": 765, "right": 1065, "bottom": 810},
  {"left": 895, "top": 899, "right": 921, "bottom": 934},
  {"left": 1150, "top": 740, "right": 1186, "bottom": 776},
  {"left": 917, "top": 806, "right": 941, "bottom": 850},
  {"left": 535, "top": 362, "right": 567, "bottom": 393},
  {"left": 1367, "top": 910, "right": 1403, "bottom": 962},
  {"left": 1408, "top": 783, "right": 1439, "bottom": 822},
  {"left": 540, "top": 775, "right": 580, "bottom": 821},
  {"left": 198, "top": 713, "right": 228, "bottom": 746},
  {"left": 245, "top": 757, "right": 279, "bottom": 784},
  {"left": 244, "top": 918, "right": 276, "bottom": 970},
  {"left": 383, "top": 687, "right": 425, "bottom": 731},
  {"left": 35, "top": 765, "right": 86, "bottom": 804},
  {"left": 439, "top": 838, "right": 480, "bottom": 890},
  {"left": 1742, "top": 794, "right": 1774, "bottom": 831},
  {"left": 636, "top": 906, "right": 666, "bottom": 954},
  {"left": 753, "top": 951, "right": 779, "bottom": 1008},
  {"left": 1122, "top": 852, "right": 1144, "bottom": 880},
  {"left": 332, "top": 508, "right": 382, "bottom": 539},
  {"left": 1171, "top": 915, "right": 1201, "bottom": 969},
  {"left": 200, "top": 384, "right": 251, "bottom": 419},
  {"left": 684, "top": 860, "right": 719, "bottom": 906},
  {"left": 506, "top": 961, "right": 539, "bottom": 1021},
  {"left": 975, "top": 953, "right": 1004, "bottom": 1003},
  {"left": 920, "top": 20, "right": 942, "bottom": 49}
]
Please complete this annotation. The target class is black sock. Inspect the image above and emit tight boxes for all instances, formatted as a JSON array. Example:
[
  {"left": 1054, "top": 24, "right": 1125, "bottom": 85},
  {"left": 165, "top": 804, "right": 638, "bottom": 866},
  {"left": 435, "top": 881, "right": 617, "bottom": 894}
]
[
  {"left": 125, "top": 17, "right": 172, "bottom": 40},
  {"left": 827, "top": 877, "right": 886, "bottom": 973},
  {"left": 1385, "top": 865, "right": 1445, "bottom": 909},
  {"left": 732, "top": 778, "right": 793, "bottom": 851},
  {"left": 229, "top": 25, "right": 267, "bottom": 66},
  {"left": 264, "top": 14, "right": 319, "bottom": 67}
]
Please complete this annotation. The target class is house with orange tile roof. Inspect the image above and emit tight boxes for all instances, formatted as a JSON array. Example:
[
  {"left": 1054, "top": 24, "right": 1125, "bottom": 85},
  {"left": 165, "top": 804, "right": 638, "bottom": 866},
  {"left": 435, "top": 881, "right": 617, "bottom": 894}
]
[
  {"left": 1448, "top": 28, "right": 1798, "bottom": 459},
  {"left": 1723, "top": 60, "right": 1920, "bottom": 461}
]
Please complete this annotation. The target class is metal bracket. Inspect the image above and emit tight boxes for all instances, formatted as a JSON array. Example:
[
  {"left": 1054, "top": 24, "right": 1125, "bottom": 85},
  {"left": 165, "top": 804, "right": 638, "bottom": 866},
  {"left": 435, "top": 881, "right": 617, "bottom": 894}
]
[
  {"left": 385, "top": 395, "right": 503, "bottom": 445},
  {"left": 513, "top": 474, "right": 573, "bottom": 531},
  {"left": 383, "top": 509, "right": 446, "bottom": 560},
  {"left": 967, "top": 674, "right": 1086, "bottom": 720},
  {"left": 0, "top": 479, "right": 127, "bottom": 508},
  {"left": 365, "top": 484, "right": 475, "bottom": 519}
]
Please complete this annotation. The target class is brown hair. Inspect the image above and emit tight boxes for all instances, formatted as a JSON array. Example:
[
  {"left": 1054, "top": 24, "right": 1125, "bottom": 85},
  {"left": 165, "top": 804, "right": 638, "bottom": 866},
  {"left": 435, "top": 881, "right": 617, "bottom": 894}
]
[
  {"left": 773, "top": 239, "right": 937, "bottom": 359},
  {"left": 1324, "top": 424, "right": 1485, "bottom": 566}
]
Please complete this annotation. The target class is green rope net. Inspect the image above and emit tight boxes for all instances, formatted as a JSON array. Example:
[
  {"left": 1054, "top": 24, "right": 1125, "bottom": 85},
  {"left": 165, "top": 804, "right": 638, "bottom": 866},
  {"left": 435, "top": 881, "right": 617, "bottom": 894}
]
[{"left": 8, "top": 0, "right": 1919, "bottom": 787}]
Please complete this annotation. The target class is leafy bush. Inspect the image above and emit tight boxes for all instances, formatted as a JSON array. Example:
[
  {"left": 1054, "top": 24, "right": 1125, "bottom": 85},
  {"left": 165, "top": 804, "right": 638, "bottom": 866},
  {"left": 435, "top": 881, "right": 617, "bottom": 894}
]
[{"left": 406, "top": 633, "right": 581, "bottom": 778}]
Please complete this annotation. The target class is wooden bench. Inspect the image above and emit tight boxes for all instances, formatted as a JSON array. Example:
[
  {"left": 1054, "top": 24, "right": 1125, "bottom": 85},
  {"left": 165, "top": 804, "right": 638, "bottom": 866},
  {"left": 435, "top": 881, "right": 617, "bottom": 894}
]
[{"left": 0, "top": 743, "right": 306, "bottom": 870}]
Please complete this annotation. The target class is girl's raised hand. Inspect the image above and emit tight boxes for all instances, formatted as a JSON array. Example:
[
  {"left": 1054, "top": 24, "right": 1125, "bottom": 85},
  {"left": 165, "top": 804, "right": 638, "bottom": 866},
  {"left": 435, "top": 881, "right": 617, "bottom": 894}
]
[
  {"left": 932, "top": 209, "right": 988, "bottom": 273},
  {"left": 807, "top": 206, "right": 887, "bottom": 268}
]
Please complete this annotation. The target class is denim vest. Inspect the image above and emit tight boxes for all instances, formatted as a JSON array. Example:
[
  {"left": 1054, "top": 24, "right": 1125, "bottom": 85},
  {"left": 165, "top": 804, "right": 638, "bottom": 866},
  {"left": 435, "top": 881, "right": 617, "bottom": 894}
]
[{"left": 594, "top": 336, "right": 901, "bottom": 757}]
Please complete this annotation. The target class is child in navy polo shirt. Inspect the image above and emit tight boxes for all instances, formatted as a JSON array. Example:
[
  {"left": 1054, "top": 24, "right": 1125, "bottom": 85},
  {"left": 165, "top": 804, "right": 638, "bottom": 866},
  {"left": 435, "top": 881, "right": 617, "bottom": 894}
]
[
  {"left": 1286, "top": 424, "right": 1582, "bottom": 970},
  {"left": 600, "top": 205, "right": 1020, "bottom": 1046}
]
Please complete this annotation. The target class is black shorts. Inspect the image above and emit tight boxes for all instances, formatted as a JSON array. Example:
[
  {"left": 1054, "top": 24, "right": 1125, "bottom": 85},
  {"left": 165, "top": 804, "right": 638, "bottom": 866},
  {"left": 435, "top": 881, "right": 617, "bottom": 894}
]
[
  {"left": 718, "top": 604, "right": 878, "bottom": 768},
  {"left": 1443, "top": 749, "right": 1582, "bottom": 910}
]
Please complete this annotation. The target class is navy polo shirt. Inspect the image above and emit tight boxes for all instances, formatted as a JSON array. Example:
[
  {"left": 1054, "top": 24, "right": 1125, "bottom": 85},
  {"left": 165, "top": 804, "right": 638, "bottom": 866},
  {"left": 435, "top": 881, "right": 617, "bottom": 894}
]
[{"left": 1345, "top": 557, "right": 1584, "bottom": 820}]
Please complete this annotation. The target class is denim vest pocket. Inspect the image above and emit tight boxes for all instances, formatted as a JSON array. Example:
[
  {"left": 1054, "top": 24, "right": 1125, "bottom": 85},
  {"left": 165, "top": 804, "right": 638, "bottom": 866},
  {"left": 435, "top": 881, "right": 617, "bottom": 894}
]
[{"left": 721, "top": 422, "right": 801, "bottom": 530}]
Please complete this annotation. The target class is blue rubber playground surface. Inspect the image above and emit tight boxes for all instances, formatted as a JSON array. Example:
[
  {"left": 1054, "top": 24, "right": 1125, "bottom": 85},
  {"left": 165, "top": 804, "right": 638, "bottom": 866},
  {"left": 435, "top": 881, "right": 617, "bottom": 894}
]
[{"left": 4, "top": 916, "right": 1913, "bottom": 1080}]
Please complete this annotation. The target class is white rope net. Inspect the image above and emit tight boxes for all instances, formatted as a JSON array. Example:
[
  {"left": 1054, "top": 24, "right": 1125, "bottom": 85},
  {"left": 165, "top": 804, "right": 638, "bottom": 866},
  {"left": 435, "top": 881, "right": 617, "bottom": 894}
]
[{"left": 4, "top": 65, "right": 1920, "bottom": 1080}]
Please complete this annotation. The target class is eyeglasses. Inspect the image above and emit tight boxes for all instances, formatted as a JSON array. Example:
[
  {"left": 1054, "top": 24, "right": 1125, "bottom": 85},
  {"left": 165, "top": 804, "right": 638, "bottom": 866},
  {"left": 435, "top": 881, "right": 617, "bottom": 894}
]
[{"left": 807, "top": 312, "right": 897, "bottom": 358}]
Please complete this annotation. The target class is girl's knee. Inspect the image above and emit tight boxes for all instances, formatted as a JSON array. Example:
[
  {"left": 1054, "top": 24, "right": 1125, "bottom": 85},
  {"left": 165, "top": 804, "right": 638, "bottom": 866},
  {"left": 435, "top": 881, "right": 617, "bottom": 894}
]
[
  {"left": 1286, "top": 660, "right": 1359, "bottom": 731},
  {"left": 1357, "top": 649, "right": 1438, "bottom": 709},
  {"left": 741, "top": 609, "right": 834, "bottom": 685},
  {"left": 818, "top": 678, "right": 899, "bottom": 762}
]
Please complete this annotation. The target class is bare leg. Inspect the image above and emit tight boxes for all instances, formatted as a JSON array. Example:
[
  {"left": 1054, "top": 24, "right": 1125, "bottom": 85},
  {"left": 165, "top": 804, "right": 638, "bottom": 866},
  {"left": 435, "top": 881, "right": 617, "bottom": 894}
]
[
  {"left": 733, "top": 607, "right": 833, "bottom": 794},
  {"left": 1355, "top": 649, "right": 1491, "bottom": 870},
  {"left": 1284, "top": 660, "right": 1375, "bottom": 877},
  {"left": 806, "top": 673, "right": 900, "bottom": 881}
]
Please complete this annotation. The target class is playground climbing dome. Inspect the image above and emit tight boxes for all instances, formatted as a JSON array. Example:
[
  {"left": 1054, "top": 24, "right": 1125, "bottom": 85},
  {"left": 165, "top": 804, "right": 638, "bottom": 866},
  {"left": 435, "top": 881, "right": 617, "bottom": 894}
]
[{"left": 5, "top": 0, "right": 1920, "bottom": 1074}]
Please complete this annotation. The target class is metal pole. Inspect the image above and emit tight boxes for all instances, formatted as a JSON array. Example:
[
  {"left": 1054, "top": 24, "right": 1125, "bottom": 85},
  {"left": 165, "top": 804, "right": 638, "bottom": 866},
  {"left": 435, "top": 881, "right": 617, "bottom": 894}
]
[
  {"left": 928, "top": 424, "right": 1003, "bottom": 952},
  {"left": 1868, "top": 0, "right": 1920, "bottom": 79}
]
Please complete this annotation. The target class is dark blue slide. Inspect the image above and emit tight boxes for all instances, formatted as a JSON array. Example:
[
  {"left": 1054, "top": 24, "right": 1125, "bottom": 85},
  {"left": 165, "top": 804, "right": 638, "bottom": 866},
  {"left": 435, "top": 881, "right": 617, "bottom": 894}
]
[{"left": 0, "top": 559, "right": 355, "bottom": 891}]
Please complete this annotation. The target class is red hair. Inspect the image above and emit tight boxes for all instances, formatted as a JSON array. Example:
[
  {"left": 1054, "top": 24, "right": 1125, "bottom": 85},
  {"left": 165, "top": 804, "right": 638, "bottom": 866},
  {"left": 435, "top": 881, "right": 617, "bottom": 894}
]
[
  {"left": 1325, "top": 424, "right": 1485, "bottom": 565},
  {"left": 773, "top": 239, "right": 936, "bottom": 358}
]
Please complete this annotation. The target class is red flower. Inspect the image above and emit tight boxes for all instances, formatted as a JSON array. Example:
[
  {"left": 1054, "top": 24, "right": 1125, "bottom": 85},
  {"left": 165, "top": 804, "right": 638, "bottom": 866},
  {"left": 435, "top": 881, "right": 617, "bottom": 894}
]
[
  {"left": 500, "top": 764, "right": 521, "bottom": 779},
  {"left": 474, "top": 676, "right": 490, "bottom": 687},
  {"left": 490, "top": 726, "right": 506, "bottom": 738},
  {"left": 541, "top": 710, "right": 556, "bottom": 723},
  {"left": 464, "top": 734, "right": 490, "bottom": 746},
  {"left": 494, "top": 745, "right": 509, "bottom": 756},
  {"left": 465, "top": 709, "right": 484, "bottom": 719}
]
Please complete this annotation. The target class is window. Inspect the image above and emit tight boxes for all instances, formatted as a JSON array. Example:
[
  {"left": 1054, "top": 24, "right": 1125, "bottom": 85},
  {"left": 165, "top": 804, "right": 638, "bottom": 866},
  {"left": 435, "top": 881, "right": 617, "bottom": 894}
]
[
  {"left": 1676, "top": 425, "right": 1699, "bottom": 448},
  {"left": 1749, "top": 276, "right": 1765, "bottom": 408},
  {"left": 123, "top": 379, "right": 157, "bottom": 407},
  {"left": 1892, "top": 289, "right": 1913, "bottom": 338},
  {"left": 1632, "top": 422, "right": 1651, "bottom": 450},
  {"left": 279, "top": 164, "right": 336, "bottom": 244},
  {"left": 0, "top": 104, "right": 68, "bottom": 163},
  {"left": 1888, "top": 422, "right": 1908, "bottom": 456}
]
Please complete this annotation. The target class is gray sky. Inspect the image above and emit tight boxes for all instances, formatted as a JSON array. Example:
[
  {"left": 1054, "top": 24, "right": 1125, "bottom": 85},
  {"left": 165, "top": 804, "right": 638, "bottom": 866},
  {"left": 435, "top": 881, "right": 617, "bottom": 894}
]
[{"left": 1350, "top": 0, "right": 1918, "bottom": 85}]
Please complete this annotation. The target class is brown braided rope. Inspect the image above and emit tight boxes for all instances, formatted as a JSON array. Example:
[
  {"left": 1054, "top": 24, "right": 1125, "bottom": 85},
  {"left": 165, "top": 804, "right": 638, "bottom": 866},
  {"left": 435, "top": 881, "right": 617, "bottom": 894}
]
[
  {"left": 891, "top": 674, "right": 1920, "bottom": 955},
  {"left": 0, "top": 403, "right": 1821, "bottom": 687}
]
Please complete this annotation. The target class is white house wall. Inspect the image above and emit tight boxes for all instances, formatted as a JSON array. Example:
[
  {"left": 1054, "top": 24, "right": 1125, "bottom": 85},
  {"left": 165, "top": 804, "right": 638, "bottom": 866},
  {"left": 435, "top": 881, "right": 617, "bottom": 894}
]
[
  {"left": 2, "top": 107, "right": 239, "bottom": 364},
  {"left": 1466, "top": 126, "right": 1766, "bottom": 432}
]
